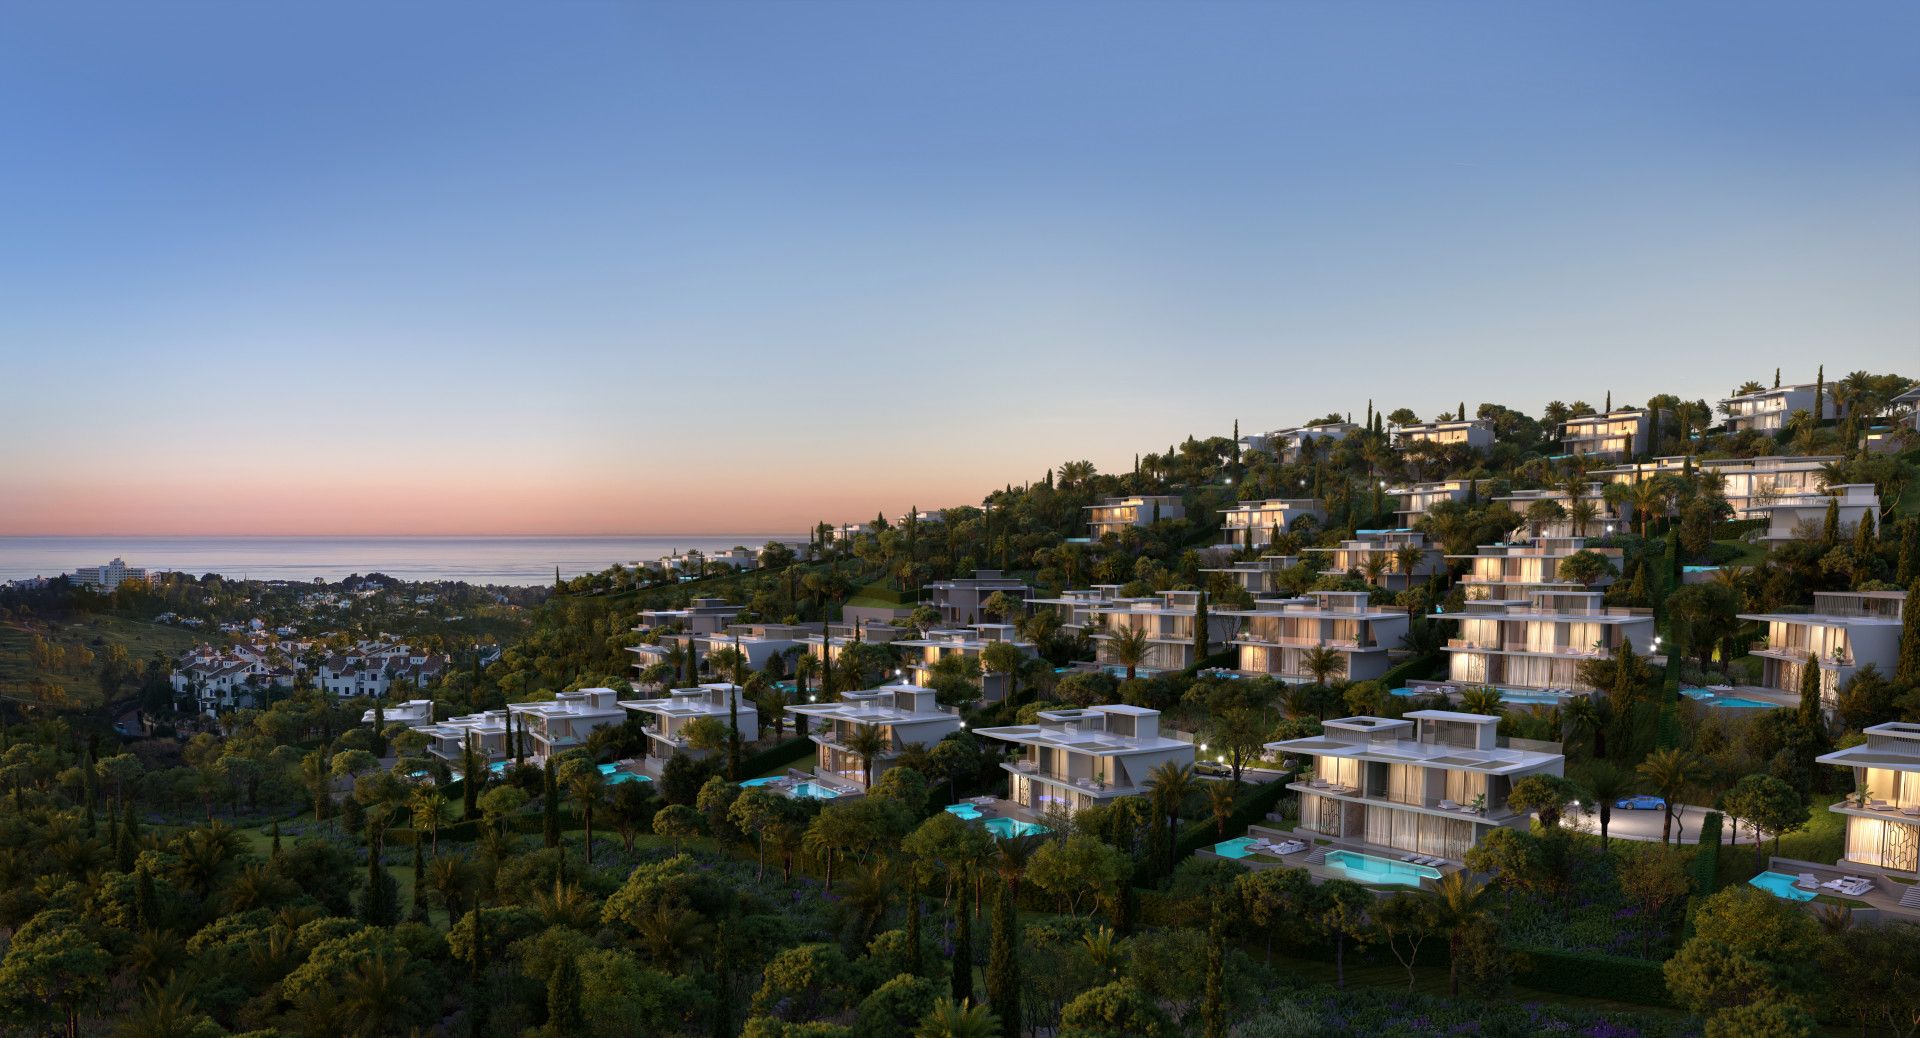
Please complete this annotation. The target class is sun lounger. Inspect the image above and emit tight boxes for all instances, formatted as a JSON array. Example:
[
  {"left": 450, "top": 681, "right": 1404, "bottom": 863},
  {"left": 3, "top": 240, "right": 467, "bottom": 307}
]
[
  {"left": 1901, "top": 806, "right": 1920, "bottom": 817},
  {"left": 1439, "top": 799, "right": 1460, "bottom": 811},
  {"left": 1401, "top": 854, "right": 1421, "bottom": 862},
  {"left": 1796, "top": 873, "right": 1820, "bottom": 890},
  {"left": 1274, "top": 840, "right": 1306, "bottom": 856}
]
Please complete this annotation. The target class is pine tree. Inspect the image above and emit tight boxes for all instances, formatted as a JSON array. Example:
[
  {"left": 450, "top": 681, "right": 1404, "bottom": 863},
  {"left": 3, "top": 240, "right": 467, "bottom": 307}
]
[
  {"left": 410, "top": 838, "right": 429, "bottom": 924},
  {"left": 543, "top": 758, "right": 561, "bottom": 849},
  {"left": 1203, "top": 900, "right": 1226, "bottom": 1038},
  {"left": 952, "top": 882, "right": 974, "bottom": 1005},
  {"left": 987, "top": 881, "right": 1020, "bottom": 1038}
]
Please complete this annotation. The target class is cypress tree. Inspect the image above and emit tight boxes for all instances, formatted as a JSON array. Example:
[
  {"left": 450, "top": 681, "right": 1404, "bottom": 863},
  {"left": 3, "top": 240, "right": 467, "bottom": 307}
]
[
  {"left": 133, "top": 864, "right": 157, "bottom": 931},
  {"left": 1823, "top": 499, "right": 1840, "bottom": 548},
  {"left": 462, "top": 736, "right": 480, "bottom": 819},
  {"left": 821, "top": 620, "right": 834, "bottom": 698},
  {"left": 269, "top": 819, "right": 282, "bottom": 863},
  {"left": 543, "top": 758, "right": 561, "bottom": 849},
  {"left": 410, "top": 838, "right": 429, "bottom": 923},
  {"left": 1897, "top": 579, "right": 1920, "bottom": 685},
  {"left": 119, "top": 798, "right": 140, "bottom": 871},
  {"left": 1815, "top": 366, "right": 1825, "bottom": 419},
  {"left": 361, "top": 822, "right": 399, "bottom": 925},
  {"left": 372, "top": 697, "right": 387, "bottom": 758},
  {"left": 952, "top": 882, "right": 973, "bottom": 1005},
  {"left": 1799, "top": 651, "right": 1825, "bottom": 724},
  {"left": 1146, "top": 798, "right": 1171, "bottom": 880},
  {"left": 1853, "top": 509, "right": 1875, "bottom": 564},
  {"left": 906, "top": 873, "right": 924, "bottom": 976},
  {"left": 1774, "top": 367, "right": 1780, "bottom": 389},
  {"left": 468, "top": 906, "right": 486, "bottom": 982},
  {"left": 1203, "top": 900, "right": 1226, "bottom": 1038},
  {"left": 1605, "top": 391, "right": 1611, "bottom": 412},
  {"left": 1898, "top": 521, "right": 1917, "bottom": 585},
  {"left": 1192, "top": 591, "right": 1209, "bottom": 669},
  {"left": 711, "top": 920, "right": 733, "bottom": 1038},
  {"left": 1458, "top": 401, "right": 1466, "bottom": 421},
  {"left": 987, "top": 880, "right": 1020, "bottom": 1038},
  {"left": 546, "top": 954, "right": 586, "bottom": 1037}
]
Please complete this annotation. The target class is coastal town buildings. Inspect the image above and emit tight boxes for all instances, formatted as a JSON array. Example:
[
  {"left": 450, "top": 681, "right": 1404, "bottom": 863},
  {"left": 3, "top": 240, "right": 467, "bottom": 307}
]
[
  {"left": 317, "top": 641, "right": 448, "bottom": 699},
  {"left": 975, "top": 705, "right": 1194, "bottom": 817},
  {"left": 69, "top": 557, "right": 151, "bottom": 591},
  {"left": 1268, "top": 711, "right": 1566, "bottom": 863}
]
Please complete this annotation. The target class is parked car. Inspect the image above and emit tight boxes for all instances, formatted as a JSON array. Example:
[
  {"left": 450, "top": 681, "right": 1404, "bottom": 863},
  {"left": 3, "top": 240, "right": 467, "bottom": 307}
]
[
  {"left": 1615, "top": 795, "right": 1666, "bottom": 811},
  {"left": 1194, "top": 761, "right": 1231, "bottom": 777}
]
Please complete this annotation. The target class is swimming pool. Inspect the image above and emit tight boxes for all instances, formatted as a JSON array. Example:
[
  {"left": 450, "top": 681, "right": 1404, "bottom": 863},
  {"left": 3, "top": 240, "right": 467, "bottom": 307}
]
[
  {"left": 1681, "top": 688, "right": 1777, "bottom": 710},
  {"left": 598, "top": 763, "right": 651, "bottom": 784},
  {"left": 1749, "top": 871, "right": 1816, "bottom": 902},
  {"left": 1389, "top": 686, "right": 1562, "bottom": 705},
  {"left": 740, "top": 777, "right": 784, "bottom": 788},
  {"left": 945, "top": 802, "right": 984, "bottom": 820},
  {"left": 983, "top": 817, "right": 1050, "bottom": 839},
  {"left": 1214, "top": 836, "right": 1258, "bottom": 859},
  {"left": 789, "top": 782, "right": 840, "bottom": 800},
  {"left": 1324, "top": 849, "right": 1440, "bottom": 887}
]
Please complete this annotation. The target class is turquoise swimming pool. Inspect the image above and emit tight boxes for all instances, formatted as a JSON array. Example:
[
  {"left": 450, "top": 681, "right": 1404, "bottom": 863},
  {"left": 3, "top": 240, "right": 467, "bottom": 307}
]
[
  {"left": 1389, "top": 686, "right": 1561, "bottom": 705},
  {"left": 598, "top": 763, "right": 651, "bottom": 784},
  {"left": 1325, "top": 849, "right": 1440, "bottom": 887},
  {"left": 740, "top": 776, "right": 783, "bottom": 787},
  {"left": 1749, "top": 871, "right": 1816, "bottom": 901},
  {"left": 945, "top": 802, "right": 983, "bottom": 820},
  {"left": 1681, "top": 688, "right": 1778, "bottom": 710},
  {"left": 789, "top": 782, "right": 840, "bottom": 800},
  {"left": 1214, "top": 836, "right": 1259, "bottom": 859},
  {"left": 984, "top": 817, "right": 1049, "bottom": 839}
]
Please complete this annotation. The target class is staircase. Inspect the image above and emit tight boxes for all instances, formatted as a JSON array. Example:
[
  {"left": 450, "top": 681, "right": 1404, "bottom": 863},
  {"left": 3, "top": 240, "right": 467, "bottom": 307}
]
[{"left": 1900, "top": 884, "right": 1920, "bottom": 910}]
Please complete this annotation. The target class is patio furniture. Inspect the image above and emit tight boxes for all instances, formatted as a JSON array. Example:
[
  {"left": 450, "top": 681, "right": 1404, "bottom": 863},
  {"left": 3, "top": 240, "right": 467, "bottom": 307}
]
[
  {"left": 1439, "top": 799, "right": 1460, "bottom": 811},
  {"left": 1870, "top": 799, "right": 1891, "bottom": 810},
  {"left": 1796, "top": 873, "right": 1820, "bottom": 890},
  {"left": 1273, "top": 840, "right": 1306, "bottom": 856},
  {"left": 1900, "top": 806, "right": 1920, "bottom": 817}
]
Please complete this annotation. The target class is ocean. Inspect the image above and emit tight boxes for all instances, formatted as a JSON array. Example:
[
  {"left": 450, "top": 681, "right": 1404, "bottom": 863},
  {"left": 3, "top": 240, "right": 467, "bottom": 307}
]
[{"left": 0, "top": 535, "right": 800, "bottom": 587}]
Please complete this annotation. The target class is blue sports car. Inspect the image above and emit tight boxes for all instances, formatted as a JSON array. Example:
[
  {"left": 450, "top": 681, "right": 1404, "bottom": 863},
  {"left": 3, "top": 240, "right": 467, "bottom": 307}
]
[{"left": 1615, "top": 795, "right": 1666, "bottom": 811}]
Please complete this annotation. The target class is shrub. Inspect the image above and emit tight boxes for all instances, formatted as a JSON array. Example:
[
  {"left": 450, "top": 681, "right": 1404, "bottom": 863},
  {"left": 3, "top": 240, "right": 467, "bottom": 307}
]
[{"left": 1514, "top": 948, "right": 1673, "bottom": 1007}]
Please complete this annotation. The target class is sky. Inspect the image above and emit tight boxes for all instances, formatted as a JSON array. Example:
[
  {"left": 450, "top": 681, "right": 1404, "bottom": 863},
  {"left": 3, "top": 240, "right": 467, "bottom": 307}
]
[{"left": 1, "top": 1, "right": 1916, "bottom": 536}]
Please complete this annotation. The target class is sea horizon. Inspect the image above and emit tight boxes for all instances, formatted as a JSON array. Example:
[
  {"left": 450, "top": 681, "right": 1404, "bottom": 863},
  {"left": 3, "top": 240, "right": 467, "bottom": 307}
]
[{"left": 0, "top": 534, "right": 802, "bottom": 587}]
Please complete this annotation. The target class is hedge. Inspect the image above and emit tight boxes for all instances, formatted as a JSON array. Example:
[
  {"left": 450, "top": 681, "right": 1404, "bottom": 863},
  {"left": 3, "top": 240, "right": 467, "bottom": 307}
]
[
  {"left": 1172, "top": 774, "right": 1293, "bottom": 861},
  {"left": 738, "top": 736, "right": 814, "bottom": 778},
  {"left": 1513, "top": 948, "right": 1673, "bottom": 1007},
  {"left": 1379, "top": 653, "right": 1443, "bottom": 690},
  {"left": 1693, "top": 811, "right": 1722, "bottom": 896},
  {"left": 1711, "top": 517, "right": 1767, "bottom": 540}
]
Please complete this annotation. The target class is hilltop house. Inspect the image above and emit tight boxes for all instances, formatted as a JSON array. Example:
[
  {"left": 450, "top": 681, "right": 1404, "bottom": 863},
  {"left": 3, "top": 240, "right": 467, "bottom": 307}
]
[
  {"left": 1086, "top": 495, "right": 1184, "bottom": 539},
  {"left": 1225, "top": 590, "right": 1409, "bottom": 685},
  {"left": 1719, "top": 382, "right": 1835, "bottom": 434},
  {"left": 1559, "top": 408, "right": 1669, "bottom": 459},
  {"left": 1268, "top": 711, "right": 1565, "bottom": 863},
  {"left": 784, "top": 683, "right": 963, "bottom": 789},
  {"left": 1391, "top": 418, "right": 1494, "bottom": 450},
  {"left": 1437, "top": 590, "right": 1656, "bottom": 692},
  {"left": 1219, "top": 499, "right": 1327, "bottom": 549},
  {"left": 1738, "top": 591, "right": 1907, "bottom": 708},
  {"left": 975, "top": 705, "right": 1194, "bottom": 818},
  {"left": 1240, "top": 422, "right": 1359, "bottom": 460},
  {"left": 1815, "top": 722, "right": 1920, "bottom": 878}
]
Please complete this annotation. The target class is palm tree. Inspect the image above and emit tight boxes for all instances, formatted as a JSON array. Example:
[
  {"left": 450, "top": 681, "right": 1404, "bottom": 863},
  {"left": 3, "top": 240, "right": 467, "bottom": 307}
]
[
  {"left": 1360, "top": 553, "right": 1391, "bottom": 586},
  {"left": 1019, "top": 609, "right": 1061, "bottom": 652},
  {"left": 993, "top": 832, "right": 1043, "bottom": 901},
  {"left": 334, "top": 947, "right": 427, "bottom": 1038},
  {"left": 1575, "top": 760, "right": 1633, "bottom": 849},
  {"left": 846, "top": 723, "right": 887, "bottom": 789},
  {"left": 1636, "top": 747, "right": 1703, "bottom": 845},
  {"left": 1147, "top": 761, "right": 1197, "bottom": 841},
  {"left": 1106, "top": 625, "right": 1153, "bottom": 682},
  {"left": 426, "top": 855, "right": 474, "bottom": 922},
  {"left": 1569, "top": 500, "right": 1599, "bottom": 538},
  {"left": 408, "top": 786, "right": 450, "bottom": 857},
  {"left": 117, "top": 985, "right": 211, "bottom": 1038},
  {"left": 1393, "top": 544, "right": 1424, "bottom": 580},
  {"left": 914, "top": 998, "right": 1001, "bottom": 1038},
  {"left": 1206, "top": 780, "right": 1235, "bottom": 836},
  {"left": 567, "top": 768, "right": 606, "bottom": 864},
  {"left": 1301, "top": 645, "right": 1346, "bottom": 690},
  {"left": 1458, "top": 685, "right": 1504, "bottom": 717},
  {"left": 1558, "top": 695, "right": 1600, "bottom": 758},
  {"left": 1427, "top": 872, "right": 1492, "bottom": 997}
]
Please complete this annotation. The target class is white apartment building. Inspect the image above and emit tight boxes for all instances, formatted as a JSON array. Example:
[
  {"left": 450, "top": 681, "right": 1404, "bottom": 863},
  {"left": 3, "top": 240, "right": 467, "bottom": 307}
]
[
  {"left": 1437, "top": 590, "right": 1656, "bottom": 692},
  {"left": 69, "top": 557, "right": 149, "bottom": 591},
  {"left": 1738, "top": 591, "right": 1907, "bottom": 707},
  {"left": 1200, "top": 554, "right": 1300, "bottom": 597},
  {"left": 1241, "top": 422, "right": 1359, "bottom": 459},
  {"left": 619, "top": 683, "right": 759, "bottom": 774},
  {"left": 317, "top": 641, "right": 448, "bottom": 699},
  {"left": 785, "top": 682, "right": 963, "bottom": 788},
  {"left": 1088, "top": 589, "right": 1242, "bottom": 674},
  {"left": 510, "top": 688, "right": 628, "bottom": 760},
  {"left": 975, "top": 705, "right": 1194, "bottom": 817},
  {"left": 895, "top": 624, "right": 1038, "bottom": 701},
  {"left": 923, "top": 569, "right": 1031, "bottom": 626},
  {"left": 1391, "top": 418, "right": 1494, "bottom": 450},
  {"left": 364, "top": 699, "right": 435, "bottom": 728},
  {"left": 1452, "top": 536, "right": 1624, "bottom": 603},
  {"left": 1219, "top": 499, "right": 1327, "bottom": 549},
  {"left": 1391, "top": 480, "right": 1477, "bottom": 527},
  {"left": 1305, "top": 529, "right": 1445, "bottom": 591},
  {"left": 1559, "top": 408, "right": 1669, "bottom": 459},
  {"left": 1719, "top": 382, "right": 1835, "bottom": 434},
  {"left": 1269, "top": 711, "right": 1565, "bottom": 863},
  {"left": 1225, "top": 590, "right": 1409, "bottom": 684},
  {"left": 1816, "top": 722, "right": 1920, "bottom": 877},
  {"left": 1086, "top": 495, "right": 1184, "bottom": 539}
]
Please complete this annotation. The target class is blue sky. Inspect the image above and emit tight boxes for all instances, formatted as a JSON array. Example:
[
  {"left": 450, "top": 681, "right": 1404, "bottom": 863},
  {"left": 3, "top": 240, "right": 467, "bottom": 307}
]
[{"left": 2, "top": 1, "right": 1915, "bottom": 534}]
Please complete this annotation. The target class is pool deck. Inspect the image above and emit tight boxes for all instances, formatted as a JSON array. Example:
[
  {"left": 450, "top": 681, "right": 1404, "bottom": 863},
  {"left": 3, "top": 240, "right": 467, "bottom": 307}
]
[
  {"left": 950, "top": 796, "right": 1061, "bottom": 829},
  {"left": 1198, "top": 823, "right": 1463, "bottom": 890},
  {"left": 1766, "top": 855, "right": 1920, "bottom": 922}
]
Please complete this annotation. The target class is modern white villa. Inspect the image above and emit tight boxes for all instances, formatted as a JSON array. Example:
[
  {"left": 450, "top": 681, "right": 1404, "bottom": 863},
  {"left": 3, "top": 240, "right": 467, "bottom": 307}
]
[
  {"left": 1200, "top": 554, "right": 1300, "bottom": 596},
  {"left": 698, "top": 623, "right": 814, "bottom": 672},
  {"left": 1494, "top": 485, "right": 1629, "bottom": 540},
  {"left": 923, "top": 569, "right": 1031, "bottom": 625},
  {"left": 1816, "top": 722, "right": 1920, "bottom": 877},
  {"left": 423, "top": 711, "right": 512, "bottom": 768},
  {"left": 1391, "top": 479, "right": 1478, "bottom": 526},
  {"left": 1719, "top": 382, "right": 1835, "bottom": 434},
  {"left": 784, "top": 682, "right": 963, "bottom": 789},
  {"left": 1219, "top": 498, "right": 1327, "bottom": 549},
  {"left": 363, "top": 699, "right": 435, "bottom": 728},
  {"left": 1737, "top": 591, "right": 1907, "bottom": 708},
  {"left": 1026, "top": 586, "right": 1121, "bottom": 634},
  {"left": 1754, "top": 483, "right": 1881, "bottom": 542},
  {"left": 509, "top": 688, "right": 627, "bottom": 760},
  {"left": 1240, "top": 421, "right": 1359, "bottom": 460},
  {"left": 1268, "top": 711, "right": 1565, "bottom": 863},
  {"left": 796, "top": 621, "right": 905, "bottom": 666},
  {"left": 1086, "top": 495, "right": 1184, "bottom": 538},
  {"left": 1559, "top": 408, "right": 1669, "bottom": 459},
  {"left": 1391, "top": 418, "right": 1494, "bottom": 450},
  {"left": 637, "top": 598, "right": 744, "bottom": 635},
  {"left": 619, "top": 683, "right": 759, "bottom": 775},
  {"left": 1305, "top": 529, "right": 1445, "bottom": 590},
  {"left": 1225, "top": 590, "right": 1409, "bottom": 684},
  {"left": 1437, "top": 590, "right": 1656, "bottom": 692},
  {"left": 1594, "top": 455, "right": 1842, "bottom": 522},
  {"left": 895, "top": 624, "right": 1038, "bottom": 701},
  {"left": 1895, "top": 385, "right": 1920, "bottom": 430},
  {"left": 1088, "top": 589, "right": 1242, "bottom": 674},
  {"left": 974, "top": 705, "right": 1194, "bottom": 818},
  {"left": 1452, "top": 536, "right": 1624, "bottom": 603}
]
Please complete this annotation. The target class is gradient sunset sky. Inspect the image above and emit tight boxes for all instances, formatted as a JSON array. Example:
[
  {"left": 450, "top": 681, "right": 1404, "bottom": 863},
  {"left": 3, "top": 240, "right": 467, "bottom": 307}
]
[{"left": 3, "top": 2, "right": 1915, "bottom": 536}]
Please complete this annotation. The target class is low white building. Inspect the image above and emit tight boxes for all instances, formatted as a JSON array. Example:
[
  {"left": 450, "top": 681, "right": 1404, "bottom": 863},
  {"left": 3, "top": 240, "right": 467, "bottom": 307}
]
[
  {"left": 1755, "top": 484, "right": 1881, "bottom": 543},
  {"left": 1738, "top": 591, "right": 1907, "bottom": 708},
  {"left": 1437, "top": 590, "right": 1656, "bottom": 692},
  {"left": 69, "top": 557, "right": 150, "bottom": 591},
  {"left": 1086, "top": 495, "right": 1184, "bottom": 539},
  {"left": 1391, "top": 418, "right": 1493, "bottom": 450},
  {"left": 637, "top": 598, "right": 743, "bottom": 635},
  {"left": 1269, "top": 711, "right": 1565, "bottom": 863},
  {"left": 1219, "top": 498, "right": 1326, "bottom": 549},
  {"left": 785, "top": 683, "right": 963, "bottom": 789},
  {"left": 619, "top": 683, "right": 760, "bottom": 774},
  {"left": 364, "top": 699, "right": 435, "bottom": 728},
  {"left": 511, "top": 688, "right": 627, "bottom": 760},
  {"left": 1594, "top": 455, "right": 1842, "bottom": 523},
  {"left": 1719, "top": 382, "right": 1834, "bottom": 434},
  {"left": 698, "top": 623, "right": 815, "bottom": 673},
  {"left": 1241, "top": 422, "right": 1359, "bottom": 460},
  {"left": 975, "top": 705, "right": 1194, "bottom": 818},
  {"left": 1815, "top": 722, "right": 1920, "bottom": 878},
  {"left": 1225, "top": 590, "right": 1409, "bottom": 685}
]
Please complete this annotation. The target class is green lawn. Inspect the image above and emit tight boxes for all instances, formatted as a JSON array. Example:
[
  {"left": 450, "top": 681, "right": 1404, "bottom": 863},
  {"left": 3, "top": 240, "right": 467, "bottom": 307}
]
[{"left": 0, "top": 613, "right": 200, "bottom": 707}]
